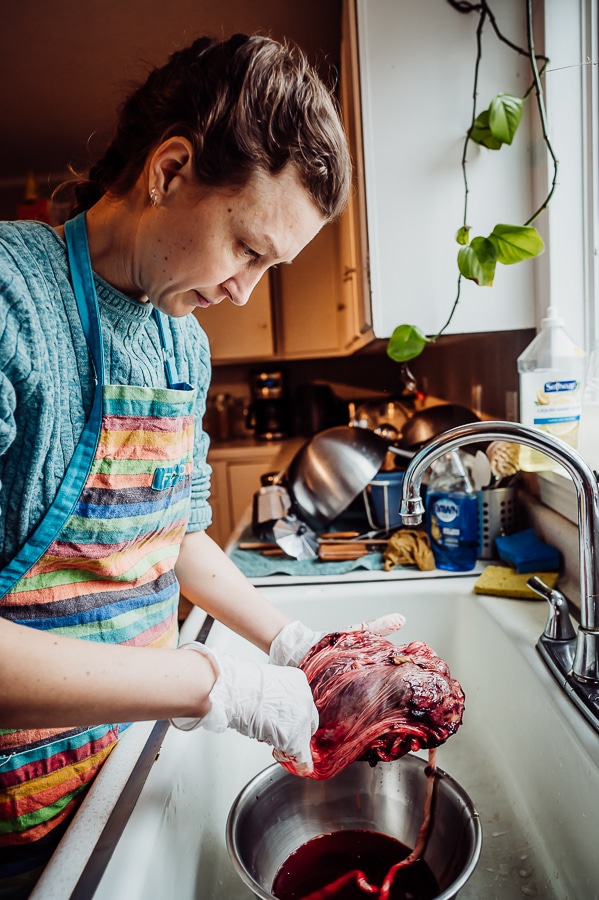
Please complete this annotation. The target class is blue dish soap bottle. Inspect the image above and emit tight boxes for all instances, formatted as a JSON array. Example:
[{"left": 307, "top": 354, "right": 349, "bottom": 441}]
[{"left": 425, "top": 450, "right": 479, "bottom": 572}]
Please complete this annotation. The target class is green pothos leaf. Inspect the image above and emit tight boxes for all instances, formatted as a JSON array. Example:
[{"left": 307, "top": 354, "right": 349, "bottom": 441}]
[
  {"left": 458, "top": 236, "right": 497, "bottom": 286},
  {"left": 387, "top": 324, "right": 429, "bottom": 362},
  {"left": 455, "top": 225, "right": 471, "bottom": 246},
  {"left": 488, "top": 93, "right": 524, "bottom": 145},
  {"left": 469, "top": 94, "right": 523, "bottom": 149},
  {"left": 469, "top": 110, "right": 503, "bottom": 150},
  {"left": 488, "top": 223, "right": 545, "bottom": 264}
]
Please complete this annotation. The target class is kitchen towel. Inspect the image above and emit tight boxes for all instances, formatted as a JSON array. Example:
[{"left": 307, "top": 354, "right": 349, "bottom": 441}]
[{"left": 230, "top": 546, "right": 385, "bottom": 578}]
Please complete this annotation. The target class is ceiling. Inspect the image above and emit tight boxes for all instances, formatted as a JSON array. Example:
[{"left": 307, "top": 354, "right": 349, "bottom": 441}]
[{"left": 0, "top": 0, "right": 341, "bottom": 190}]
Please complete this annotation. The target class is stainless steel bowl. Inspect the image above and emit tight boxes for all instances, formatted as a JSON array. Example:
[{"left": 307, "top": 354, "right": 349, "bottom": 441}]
[
  {"left": 227, "top": 756, "right": 482, "bottom": 900},
  {"left": 285, "top": 425, "right": 390, "bottom": 528}
]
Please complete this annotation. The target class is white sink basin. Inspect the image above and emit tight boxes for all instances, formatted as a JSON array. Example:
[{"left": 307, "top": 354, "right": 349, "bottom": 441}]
[{"left": 37, "top": 576, "right": 599, "bottom": 899}]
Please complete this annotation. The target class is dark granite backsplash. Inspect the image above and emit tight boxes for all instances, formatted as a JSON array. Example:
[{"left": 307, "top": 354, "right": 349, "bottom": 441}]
[{"left": 210, "top": 329, "right": 535, "bottom": 422}]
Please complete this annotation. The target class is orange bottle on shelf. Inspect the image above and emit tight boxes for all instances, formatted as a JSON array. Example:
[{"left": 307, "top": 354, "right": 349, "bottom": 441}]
[{"left": 16, "top": 170, "right": 51, "bottom": 224}]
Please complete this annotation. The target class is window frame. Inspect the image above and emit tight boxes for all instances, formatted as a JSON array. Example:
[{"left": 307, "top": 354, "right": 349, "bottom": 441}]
[{"left": 536, "top": 0, "right": 598, "bottom": 352}]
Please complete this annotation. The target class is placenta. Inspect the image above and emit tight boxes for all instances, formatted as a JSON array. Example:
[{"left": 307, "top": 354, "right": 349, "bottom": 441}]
[{"left": 275, "top": 629, "right": 465, "bottom": 780}]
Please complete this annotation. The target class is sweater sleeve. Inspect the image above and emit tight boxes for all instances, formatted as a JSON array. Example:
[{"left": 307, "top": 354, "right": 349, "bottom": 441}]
[
  {"left": 0, "top": 260, "right": 25, "bottom": 463},
  {"left": 0, "top": 223, "right": 94, "bottom": 568},
  {"left": 0, "top": 371, "right": 16, "bottom": 461}
]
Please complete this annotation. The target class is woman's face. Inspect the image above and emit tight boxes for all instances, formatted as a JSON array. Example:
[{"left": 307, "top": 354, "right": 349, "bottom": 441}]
[{"left": 139, "top": 164, "right": 325, "bottom": 318}]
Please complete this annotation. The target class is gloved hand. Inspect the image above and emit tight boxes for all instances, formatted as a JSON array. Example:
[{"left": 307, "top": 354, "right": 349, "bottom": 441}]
[
  {"left": 170, "top": 642, "right": 318, "bottom": 775},
  {"left": 269, "top": 613, "right": 407, "bottom": 668}
]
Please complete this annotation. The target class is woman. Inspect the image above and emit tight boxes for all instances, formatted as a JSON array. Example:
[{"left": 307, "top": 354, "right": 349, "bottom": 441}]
[{"left": 0, "top": 33, "right": 351, "bottom": 896}]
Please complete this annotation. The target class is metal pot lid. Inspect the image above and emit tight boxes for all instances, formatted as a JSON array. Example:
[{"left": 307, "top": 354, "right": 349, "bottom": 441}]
[
  {"left": 286, "top": 426, "right": 389, "bottom": 528},
  {"left": 399, "top": 404, "right": 479, "bottom": 450}
]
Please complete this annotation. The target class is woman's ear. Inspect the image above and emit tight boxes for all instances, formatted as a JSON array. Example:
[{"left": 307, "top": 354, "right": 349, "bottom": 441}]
[{"left": 148, "top": 136, "right": 194, "bottom": 201}]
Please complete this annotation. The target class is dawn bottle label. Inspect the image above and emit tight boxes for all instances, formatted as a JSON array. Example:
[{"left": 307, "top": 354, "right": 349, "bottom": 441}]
[{"left": 426, "top": 491, "right": 478, "bottom": 572}]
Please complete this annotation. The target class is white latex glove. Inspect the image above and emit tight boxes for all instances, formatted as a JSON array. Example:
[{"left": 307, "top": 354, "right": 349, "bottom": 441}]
[
  {"left": 269, "top": 613, "right": 407, "bottom": 668},
  {"left": 170, "top": 642, "right": 318, "bottom": 774}
]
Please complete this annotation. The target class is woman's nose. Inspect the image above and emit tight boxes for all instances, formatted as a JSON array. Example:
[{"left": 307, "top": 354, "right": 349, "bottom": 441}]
[{"left": 223, "top": 269, "right": 266, "bottom": 307}]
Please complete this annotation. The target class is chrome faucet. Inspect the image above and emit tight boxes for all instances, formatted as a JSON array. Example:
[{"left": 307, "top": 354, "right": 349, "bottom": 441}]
[{"left": 400, "top": 420, "right": 599, "bottom": 733}]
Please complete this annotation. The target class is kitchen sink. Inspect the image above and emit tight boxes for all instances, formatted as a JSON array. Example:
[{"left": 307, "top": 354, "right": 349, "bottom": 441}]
[{"left": 35, "top": 576, "right": 599, "bottom": 899}]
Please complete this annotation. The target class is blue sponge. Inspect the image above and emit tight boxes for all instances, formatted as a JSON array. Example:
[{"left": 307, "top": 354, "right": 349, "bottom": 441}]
[{"left": 495, "top": 529, "right": 560, "bottom": 574}]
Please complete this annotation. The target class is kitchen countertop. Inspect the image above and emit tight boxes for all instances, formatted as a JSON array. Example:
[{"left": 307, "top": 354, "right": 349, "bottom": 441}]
[{"left": 225, "top": 513, "right": 485, "bottom": 586}]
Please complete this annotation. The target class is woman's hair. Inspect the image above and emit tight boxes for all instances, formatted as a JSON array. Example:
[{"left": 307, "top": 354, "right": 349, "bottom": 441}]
[{"left": 71, "top": 34, "right": 351, "bottom": 220}]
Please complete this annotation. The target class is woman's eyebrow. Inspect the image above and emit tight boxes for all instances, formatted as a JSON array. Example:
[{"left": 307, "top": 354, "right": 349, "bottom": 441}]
[
  {"left": 261, "top": 235, "right": 281, "bottom": 258},
  {"left": 256, "top": 234, "right": 297, "bottom": 264}
]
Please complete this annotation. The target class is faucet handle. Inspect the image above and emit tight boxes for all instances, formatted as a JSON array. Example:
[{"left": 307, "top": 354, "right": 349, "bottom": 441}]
[{"left": 527, "top": 576, "right": 576, "bottom": 642}]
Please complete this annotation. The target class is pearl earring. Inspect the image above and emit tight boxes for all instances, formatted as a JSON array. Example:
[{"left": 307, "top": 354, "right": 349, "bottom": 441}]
[{"left": 150, "top": 187, "right": 158, "bottom": 207}]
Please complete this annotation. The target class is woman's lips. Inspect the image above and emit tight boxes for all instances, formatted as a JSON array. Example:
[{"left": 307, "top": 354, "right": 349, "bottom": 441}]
[{"left": 193, "top": 291, "right": 215, "bottom": 308}]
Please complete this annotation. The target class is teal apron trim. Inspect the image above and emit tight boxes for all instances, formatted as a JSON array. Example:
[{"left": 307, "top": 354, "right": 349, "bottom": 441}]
[
  {"left": 65, "top": 213, "right": 105, "bottom": 384},
  {"left": 0, "top": 214, "right": 104, "bottom": 598},
  {"left": 0, "top": 214, "right": 191, "bottom": 599}
]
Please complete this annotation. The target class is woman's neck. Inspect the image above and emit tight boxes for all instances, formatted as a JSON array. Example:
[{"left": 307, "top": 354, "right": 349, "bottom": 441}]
[{"left": 74, "top": 195, "right": 148, "bottom": 302}]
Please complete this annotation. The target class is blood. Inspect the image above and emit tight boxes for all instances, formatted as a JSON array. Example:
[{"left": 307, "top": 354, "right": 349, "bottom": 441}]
[{"left": 271, "top": 830, "right": 439, "bottom": 900}]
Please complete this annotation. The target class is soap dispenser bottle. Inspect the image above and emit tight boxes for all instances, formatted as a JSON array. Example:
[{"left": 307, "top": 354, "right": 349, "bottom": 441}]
[
  {"left": 425, "top": 450, "right": 479, "bottom": 572},
  {"left": 517, "top": 306, "right": 585, "bottom": 472}
]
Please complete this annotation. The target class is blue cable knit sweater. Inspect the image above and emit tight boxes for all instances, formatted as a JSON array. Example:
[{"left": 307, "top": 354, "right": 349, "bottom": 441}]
[{"left": 0, "top": 220, "right": 213, "bottom": 571}]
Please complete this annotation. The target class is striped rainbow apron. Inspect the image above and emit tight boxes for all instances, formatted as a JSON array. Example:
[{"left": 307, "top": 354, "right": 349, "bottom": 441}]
[{"left": 0, "top": 213, "right": 196, "bottom": 896}]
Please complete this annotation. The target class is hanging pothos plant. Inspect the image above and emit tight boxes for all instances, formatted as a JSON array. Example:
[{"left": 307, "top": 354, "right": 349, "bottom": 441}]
[{"left": 387, "top": 0, "right": 558, "bottom": 364}]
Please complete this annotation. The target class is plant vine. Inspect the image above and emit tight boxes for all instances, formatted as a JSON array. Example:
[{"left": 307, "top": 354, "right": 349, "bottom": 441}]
[{"left": 387, "top": 0, "right": 558, "bottom": 364}]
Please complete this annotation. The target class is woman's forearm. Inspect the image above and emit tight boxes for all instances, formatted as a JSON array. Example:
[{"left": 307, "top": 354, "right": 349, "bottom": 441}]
[
  {"left": 0, "top": 616, "right": 217, "bottom": 729},
  {"left": 0, "top": 532, "right": 291, "bottom": 729},
  {"left": 176, "top": 530, "right": 289, "bottom": 653}
]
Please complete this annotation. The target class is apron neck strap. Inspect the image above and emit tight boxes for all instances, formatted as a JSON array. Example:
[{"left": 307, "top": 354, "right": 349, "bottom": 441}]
[{"left": 64, "top": 212, "right": 104, "bottom": 385}]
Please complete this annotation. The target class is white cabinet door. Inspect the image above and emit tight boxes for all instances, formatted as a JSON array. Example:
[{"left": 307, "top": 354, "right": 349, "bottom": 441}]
[{"left": 355, "top": 0, "right": 537, "bottom": 340}]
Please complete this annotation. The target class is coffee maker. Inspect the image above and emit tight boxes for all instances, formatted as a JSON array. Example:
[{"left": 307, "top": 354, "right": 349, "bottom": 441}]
[{"left": 250, "top": 369, "right": 290, "bottom": 441}]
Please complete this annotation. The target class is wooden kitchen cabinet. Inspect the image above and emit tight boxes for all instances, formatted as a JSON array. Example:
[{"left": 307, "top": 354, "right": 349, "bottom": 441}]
[
  {"left": 199, "top": 0, "right": 539, "bottom": 359},
  {"left": 205, "top": 458, "right": 232, "bottom": 549},
  {"left": 196, "top": 272, "right": 274, "bottom": 362},
  {"left": 198, "top": 215, "right": 371, "bottom": 366},
  {"left": 274, "top": 220, "right": 347, "bottom": 358},
  {"left": 196, "top": 0, "right": 373, "bottom": 365},
  {"left": 205, "top": 439, "right": 304, "bottom": 548},
  {"left": 207, "top": 458, "right": 271, "bottom": 547}
]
